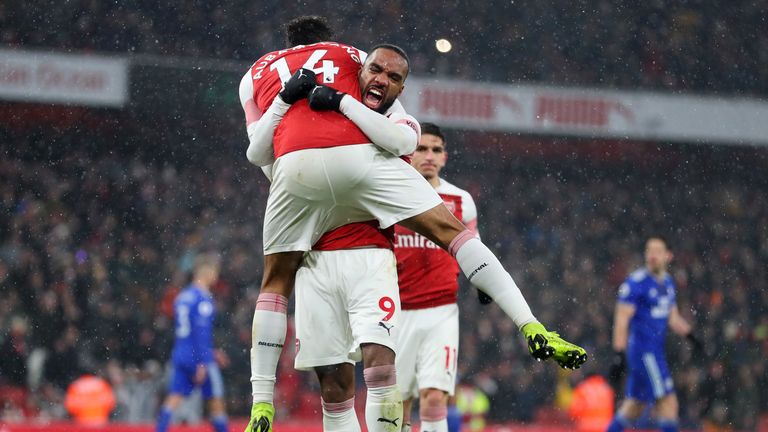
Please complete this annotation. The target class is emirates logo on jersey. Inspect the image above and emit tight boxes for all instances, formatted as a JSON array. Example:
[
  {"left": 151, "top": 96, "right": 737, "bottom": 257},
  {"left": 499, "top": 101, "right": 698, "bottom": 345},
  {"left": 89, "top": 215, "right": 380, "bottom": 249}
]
[{"left": 395, "top": 233, "right": 440, "bottom": 249}]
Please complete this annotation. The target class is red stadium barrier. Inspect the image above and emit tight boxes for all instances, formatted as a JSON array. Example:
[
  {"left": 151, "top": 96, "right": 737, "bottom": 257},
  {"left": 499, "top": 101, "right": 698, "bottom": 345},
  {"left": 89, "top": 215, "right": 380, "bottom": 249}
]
[{"left": 0, "top": 420, "right": 746, "bottom": 432}]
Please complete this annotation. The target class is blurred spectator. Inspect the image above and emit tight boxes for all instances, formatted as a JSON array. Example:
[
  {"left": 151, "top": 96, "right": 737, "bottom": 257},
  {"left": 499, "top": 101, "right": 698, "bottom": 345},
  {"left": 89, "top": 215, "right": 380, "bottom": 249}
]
[
  {"left": 2, "top": 2, "right": 767, "bottom": 95},
  {"left": 0, "top": 119, "right": 765, "bottom": 430},
  {"left": 568, "top": 374, "right": 614, "bottom": 432},
  {"left": 0, "top": 316, "right": 29, "bottom": 387},
  {"left": 64, "top": 374, "right": 115, "bottom": 425}
]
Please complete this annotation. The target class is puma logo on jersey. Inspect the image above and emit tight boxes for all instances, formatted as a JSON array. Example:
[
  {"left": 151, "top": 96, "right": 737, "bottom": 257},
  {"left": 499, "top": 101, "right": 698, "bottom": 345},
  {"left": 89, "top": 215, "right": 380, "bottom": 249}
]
[
  {"left": 467, "top": 263, "right": 488, "bottom": 281},
  {"left": 378, "top": 321, "right": 394, "bottom": 336},
  {"left": 377, "top": 417, "right": 399, "bottom": 427}
]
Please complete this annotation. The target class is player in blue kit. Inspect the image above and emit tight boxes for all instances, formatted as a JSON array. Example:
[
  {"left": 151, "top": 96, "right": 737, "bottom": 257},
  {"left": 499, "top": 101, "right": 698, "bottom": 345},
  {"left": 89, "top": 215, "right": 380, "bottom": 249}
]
[
  {"left": 607, "top": 236, "right": 702, "bottom": 432},
  {"left": 156, "top": 254, "right": 228, "bottom": 432}
]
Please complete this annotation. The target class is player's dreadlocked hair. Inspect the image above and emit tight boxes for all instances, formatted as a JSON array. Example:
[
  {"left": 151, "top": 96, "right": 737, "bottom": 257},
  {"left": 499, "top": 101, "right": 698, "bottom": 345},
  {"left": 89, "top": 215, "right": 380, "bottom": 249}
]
[
  {"left": 420, "top": 123, "right": 446, "bottom": 145},
  {"left": 285, "top": 16, "right": 334, "bottom": 46},
  {"left": 368, "top": 43, "right": 411, "bottom": 77}
]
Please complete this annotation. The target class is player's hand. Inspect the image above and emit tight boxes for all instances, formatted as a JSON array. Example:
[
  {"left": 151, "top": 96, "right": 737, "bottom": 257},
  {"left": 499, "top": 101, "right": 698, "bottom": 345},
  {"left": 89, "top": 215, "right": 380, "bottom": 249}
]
[
  {"left": 477, "top": 288, "right": 493, "bottom": 305},
  {"left": 214, "top": 348, "right": 231, "bottom": 368},
  {"left": 608, "top": 350, "right": 626, "bottom": 387},
  {"left": 308, "top": 85, "right": 346, "bottom": 111},
  {"left": 194, "top": 364, "right": 207, "bottom": 384},
  {"left": 279, "top": 68, "right": 317, "bottom": 104}
]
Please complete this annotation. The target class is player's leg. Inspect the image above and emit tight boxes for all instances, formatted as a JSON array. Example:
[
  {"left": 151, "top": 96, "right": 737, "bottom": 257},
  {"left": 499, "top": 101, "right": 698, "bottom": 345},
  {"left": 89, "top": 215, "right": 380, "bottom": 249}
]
[
  {"left": 399, "top": 206, "right": 586, "bottom": 367},
  {"left": 411, "top": 305, "right": 459, "bottom": 432},
  {"left": 607, "top": 398, "right": 645, "bottom": 432},
  {"left": 337, "top": 248, "right": 402, "bottom": 432},
  {"left": 294, "top": 251, "right": 362, "bottom": 430},
  {"left": 157, "top": 363, "right": 194, "bottom": 432},
  {"left": 401, "top": 398, "right": 414, "bottom": 432},
  {"left": 655, "top": 393, "right": 680, "bottom": 432},
  {"left": 419, "top": 388, "right": 450, "bottom": 432},
  {"left": 250, "top": 146, "right": 353, "bottom": 429},
  {"left": 361, "top": 343, "right": 402, "bottom": 432},
  {"left": 354, "top": 150, "right": 585, "bottom": 368},
  {"left": 156, "top": 394, "right": 183, "bottom": 432},
  {"left": 650, "top": 353, "right": 679, "bottom": 432},
  {"left": 247, "top": 251, "right": 303, "bottom": 432},
  {"left": 315, "top": 363, "right": 361, "bottom": 432},
  {"left": 609, "top": 353, "right": 658, "bottom": 432},
  {"left": 202, "top": 363, "right": 228, "bottom": 432},
  {"left": 395, "top": 308, "right": 419, "bottom": 432}
]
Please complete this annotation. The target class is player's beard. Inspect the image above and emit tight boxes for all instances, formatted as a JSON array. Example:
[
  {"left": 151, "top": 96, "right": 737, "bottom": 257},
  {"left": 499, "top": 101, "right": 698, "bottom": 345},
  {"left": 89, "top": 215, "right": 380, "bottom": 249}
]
[{"left": 375, "top": 96, "right": 397, "bottom": 114}]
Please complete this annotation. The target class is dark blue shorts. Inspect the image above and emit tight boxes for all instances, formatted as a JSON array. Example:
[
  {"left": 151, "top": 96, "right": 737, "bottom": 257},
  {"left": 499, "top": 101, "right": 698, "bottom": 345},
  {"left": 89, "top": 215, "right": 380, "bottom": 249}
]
[
  {"left": 626, "top": 351, "right": 674, "bottom": 402},
  {"left": 168, "top": 362, "right": 224, "bottom": 399}
]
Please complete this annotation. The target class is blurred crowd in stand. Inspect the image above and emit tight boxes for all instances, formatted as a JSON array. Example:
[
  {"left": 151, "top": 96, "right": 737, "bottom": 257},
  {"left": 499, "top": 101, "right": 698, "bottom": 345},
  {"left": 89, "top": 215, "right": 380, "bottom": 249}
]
[
  {"left": 2, "top": 1, "right": 767, "bottom": 95},
  {"left": 0, "top": 123, "right": 765, "bottom": 429}
]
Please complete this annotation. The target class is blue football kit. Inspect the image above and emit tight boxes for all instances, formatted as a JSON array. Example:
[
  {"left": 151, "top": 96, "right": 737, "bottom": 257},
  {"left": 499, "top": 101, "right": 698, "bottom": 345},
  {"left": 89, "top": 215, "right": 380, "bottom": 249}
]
[
  {"left": 618, "top": 268, "right": 676, "bottom": 401},
  {"left": 168, "top": 284, "right": 224, "bottom": 399}
]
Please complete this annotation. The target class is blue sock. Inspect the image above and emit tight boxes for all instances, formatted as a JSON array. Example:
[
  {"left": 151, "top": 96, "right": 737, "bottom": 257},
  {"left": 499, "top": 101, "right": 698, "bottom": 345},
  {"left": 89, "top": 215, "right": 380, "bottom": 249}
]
[
  {"left": 211, "top": 414, "right": 229, "bottom": 432},
  {"left": 659, "top": 418, "right": 678, "bottom": 432},
  {"left": 447, "top": 405, "right": 461, "bottom": 432},
  {"left": 156, "top": 407, "right": 173, "bottom": 432},
  {"left": 606, "top": 414, "right": 628, "bottom": 432}
]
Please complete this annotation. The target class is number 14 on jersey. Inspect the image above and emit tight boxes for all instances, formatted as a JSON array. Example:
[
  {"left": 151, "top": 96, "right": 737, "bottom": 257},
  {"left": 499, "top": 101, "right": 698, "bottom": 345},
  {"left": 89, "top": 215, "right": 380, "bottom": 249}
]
[{"left": 270, "top": 49, "right": 339, "bottom": 84}]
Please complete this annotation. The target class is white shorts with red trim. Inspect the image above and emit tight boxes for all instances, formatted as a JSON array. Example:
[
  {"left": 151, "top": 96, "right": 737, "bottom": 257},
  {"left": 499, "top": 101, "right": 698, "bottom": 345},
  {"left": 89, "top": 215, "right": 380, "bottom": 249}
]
[
  {"left": 395, "top": 303, "right": 459, "bottom": 399},
  {"left": 294, "top": 249, "right": 401, "bottom": 371},
  {"left": 263, "top": 143, "right": 443, "bottom": 254}
]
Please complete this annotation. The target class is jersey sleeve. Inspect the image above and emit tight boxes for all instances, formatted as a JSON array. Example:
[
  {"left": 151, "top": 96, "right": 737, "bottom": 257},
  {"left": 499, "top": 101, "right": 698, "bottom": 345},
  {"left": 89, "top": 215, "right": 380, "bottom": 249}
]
[
  {"left": 461, "top": 191, "right": 479, "bottom": 236},
  {"left": 617, "top": 280, "right": 642, "bottom": 306},
  {"left": 338, "top": 96, "right": 419, "bottom": 156},
  {"left": 239, "top": 71, "right": 261, "bottom": 124}
]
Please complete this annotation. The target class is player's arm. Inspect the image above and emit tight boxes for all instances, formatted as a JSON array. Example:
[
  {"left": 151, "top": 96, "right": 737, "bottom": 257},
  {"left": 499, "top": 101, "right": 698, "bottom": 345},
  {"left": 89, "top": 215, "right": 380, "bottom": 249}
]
[
  {"left": 239, "top": 71, "right": 287, "bottom": 167},
  {"left": 338, "top": 96, "right": 419, "bottom": 156},
  {"left": 607, "top": 301, "right": 635, "bottom": 385},
  {"left": 612, "top": 302, "right": 635, "bottom": 352},
  {"left": 668, "top": 304, "right": 691, "bottom": 336},
  {"left": 308, "top": 86, "right": 418, "bottom": 156},
  {"left": 669, "top": 304, "right": 704, "bottom": 351}
]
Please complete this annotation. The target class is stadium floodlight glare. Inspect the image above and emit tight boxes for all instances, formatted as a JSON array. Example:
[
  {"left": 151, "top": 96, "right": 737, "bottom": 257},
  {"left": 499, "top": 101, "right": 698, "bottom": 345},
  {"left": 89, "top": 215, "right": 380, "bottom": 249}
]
[{"left": 435, "top": 38, "right": 452, "bottom": 53}]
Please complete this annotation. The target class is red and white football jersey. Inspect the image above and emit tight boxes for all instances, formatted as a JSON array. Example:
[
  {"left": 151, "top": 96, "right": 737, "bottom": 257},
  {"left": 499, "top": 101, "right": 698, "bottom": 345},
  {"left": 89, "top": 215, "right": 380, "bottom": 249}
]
[
  {"left": 249, "top": 42, "right": 371, "bottom": 159},
  {"left": 394, "top": 178, "right": 478, "bottom": 310},
  {"left": 312, "top": 221, "right": 394, "bottom": 251}
]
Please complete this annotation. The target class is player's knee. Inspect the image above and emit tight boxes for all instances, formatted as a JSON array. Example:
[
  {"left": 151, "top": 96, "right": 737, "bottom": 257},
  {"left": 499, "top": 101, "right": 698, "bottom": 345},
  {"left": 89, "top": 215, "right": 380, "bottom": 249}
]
[
  {"left": 420, "top": 388, "right": 448, "bottom": 408},
  {"left": 315, "top": 365, "right": 355, "bottom": 402},
  {"left": 618, "top": 399, "right": 645, "bottom": 419},
  {"left": 163, "top": 394, "right": 183, "bottom": 410},
  {"left": 419, "top": 389, "right": 448, "bottom": 420},
  {"left": 207, "top": 398, "right": 226, "bottom": 416},
  {"left": 363, "top": 364, "right": 397, "bottom": 389},
  {"left": 361, "top": 343, "right": 395, "bottom": 369},
  {"left": 657, "top": 393, "right": 679, "bottom": 417}
]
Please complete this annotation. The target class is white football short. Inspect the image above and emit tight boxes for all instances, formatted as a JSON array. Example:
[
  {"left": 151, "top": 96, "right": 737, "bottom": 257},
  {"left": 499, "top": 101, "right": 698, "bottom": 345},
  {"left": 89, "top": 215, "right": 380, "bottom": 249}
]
[
  {"left": 395, "top": 303, "right": 459, "bottom": 399},
  {"left": 294, "top": 248, "right": 401, "bottom": 371},
  {"left": 263, "top": 143, "right": 443, "bottom": 254}
]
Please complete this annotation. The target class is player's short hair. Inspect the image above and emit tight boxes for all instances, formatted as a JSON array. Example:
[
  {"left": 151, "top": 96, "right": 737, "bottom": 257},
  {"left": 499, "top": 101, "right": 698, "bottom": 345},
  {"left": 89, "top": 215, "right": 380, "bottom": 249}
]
[
  {"left": 368, "top": 43, "right": 410, "bottom": 76},
  {"left": 420, "top": 122, "right": 445, "bottom": 145},
  {"left": 285, "top": 16, "right": 334, "bottom": 46},
  {"left": 646, "top": 235, "right": 670, "bottom": 250}
]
